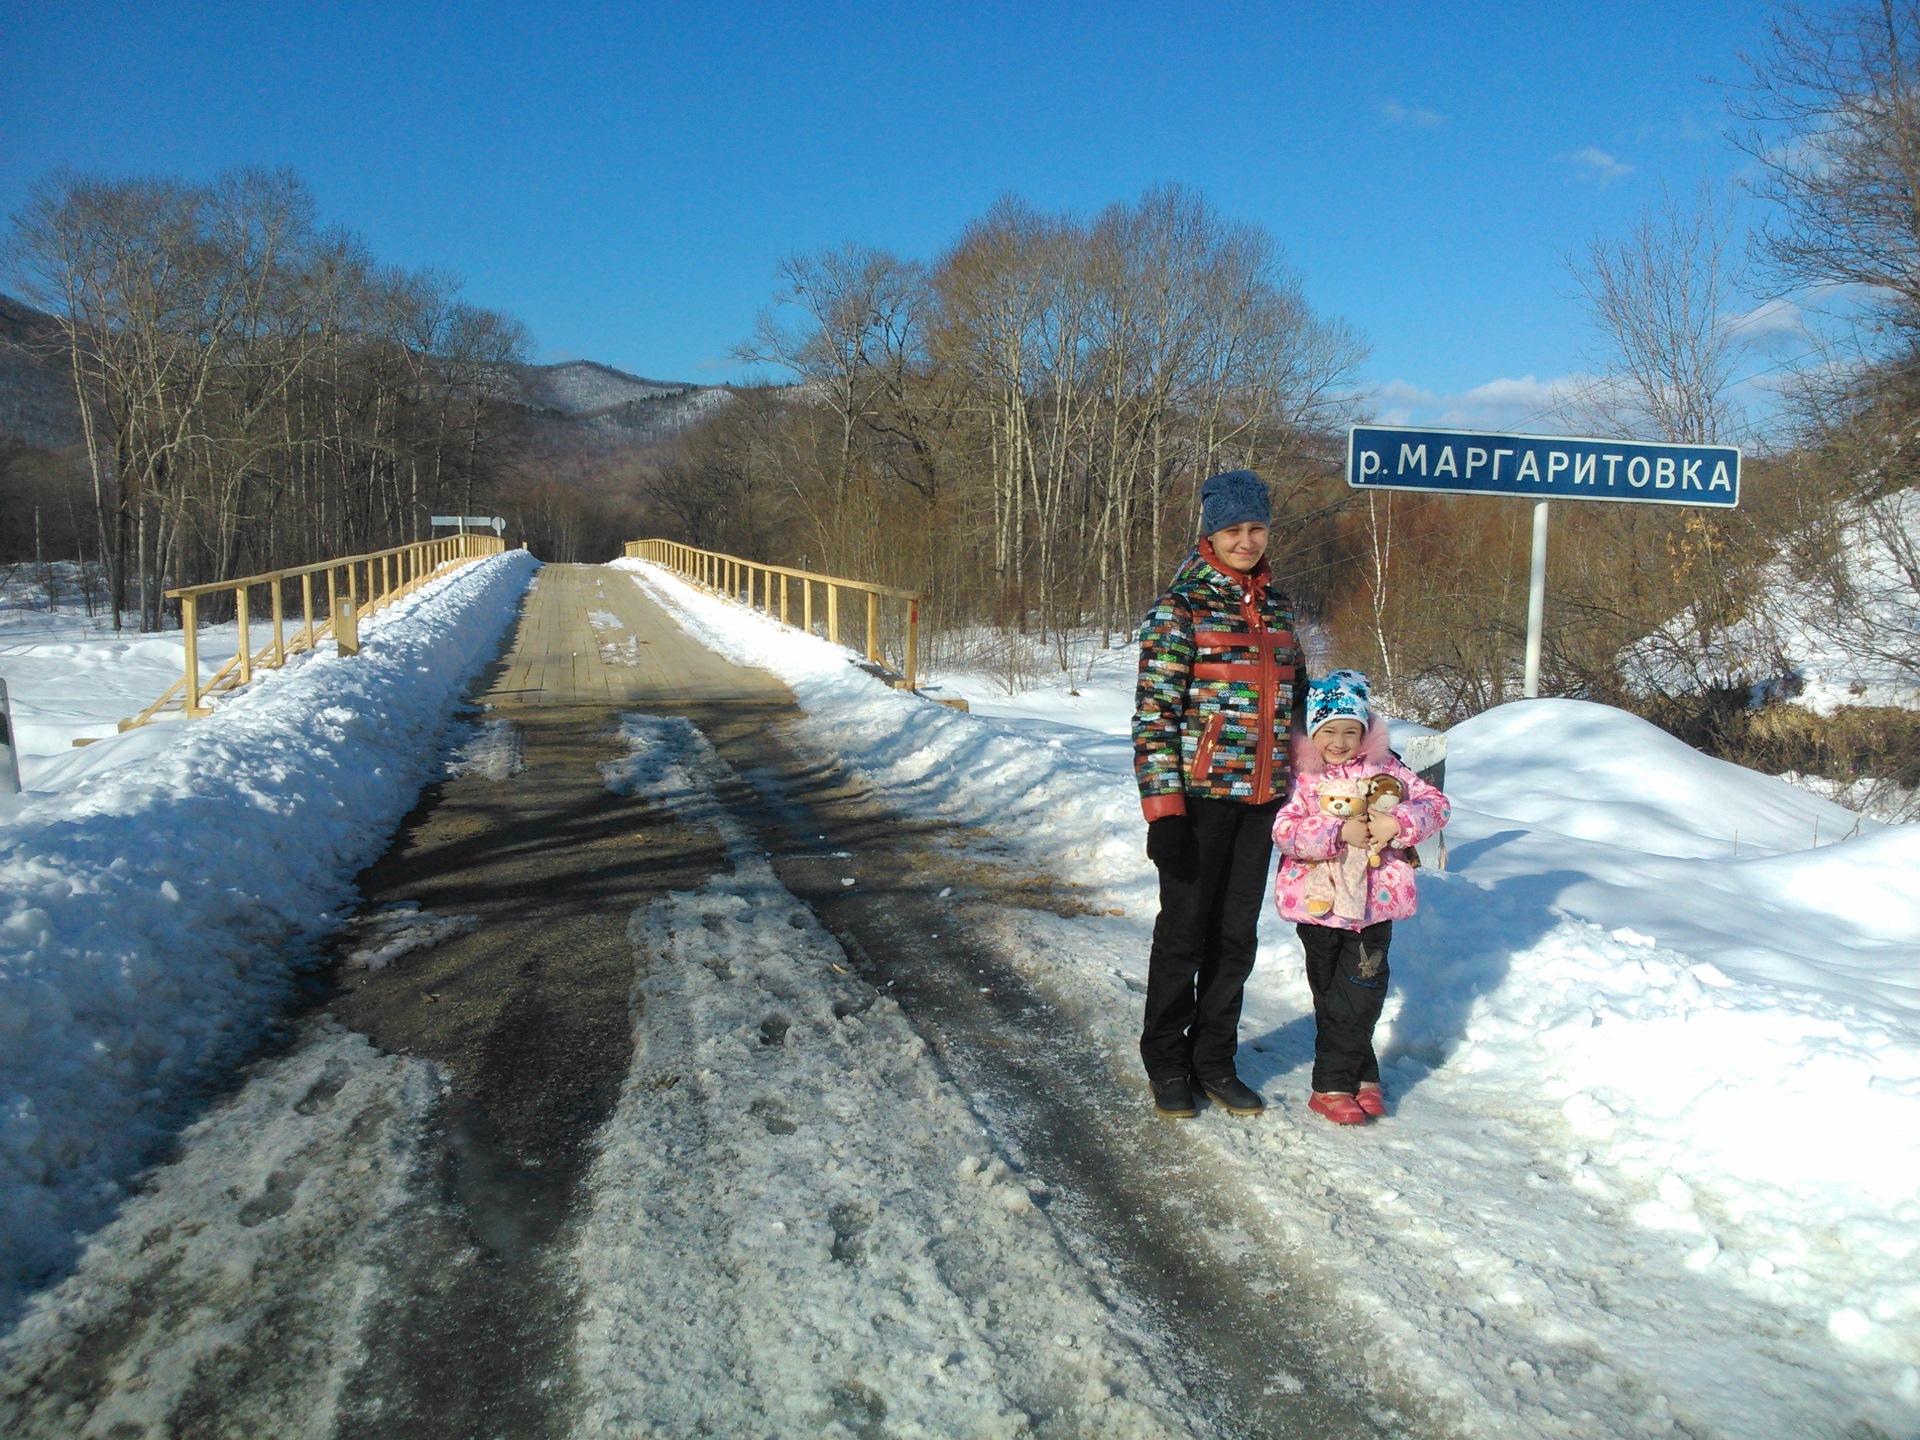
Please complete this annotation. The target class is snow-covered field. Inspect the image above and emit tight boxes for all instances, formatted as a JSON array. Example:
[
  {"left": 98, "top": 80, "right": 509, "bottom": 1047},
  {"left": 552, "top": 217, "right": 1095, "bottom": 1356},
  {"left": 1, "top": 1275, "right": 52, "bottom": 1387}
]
[
  {"left": 0, "top": 551, "right": 536, "bottom": 1315},
  {"left": 615, "top": 557, "right": 1920, "bottom": 1440},
  {"left": 0, "top": 564, "right": 245, "bottom": 768}
]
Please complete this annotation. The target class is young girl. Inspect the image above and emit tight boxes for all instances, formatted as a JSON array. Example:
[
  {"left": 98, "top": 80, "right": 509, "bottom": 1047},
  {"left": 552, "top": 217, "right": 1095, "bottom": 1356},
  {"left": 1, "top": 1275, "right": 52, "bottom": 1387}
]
[{"left": 1271, "top": 670, "right": 1449, "bottom": 1125}]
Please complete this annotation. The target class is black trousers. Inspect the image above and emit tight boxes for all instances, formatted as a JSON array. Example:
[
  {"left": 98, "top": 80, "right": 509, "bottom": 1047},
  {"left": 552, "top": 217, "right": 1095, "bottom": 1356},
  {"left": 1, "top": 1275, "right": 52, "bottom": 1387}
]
[
  {"left": 1298, "top": 920, "right": 1393, "bottom": 1094},
  {"left": 1140, "top": 797, "right": 1280, "bottom": 1081}
]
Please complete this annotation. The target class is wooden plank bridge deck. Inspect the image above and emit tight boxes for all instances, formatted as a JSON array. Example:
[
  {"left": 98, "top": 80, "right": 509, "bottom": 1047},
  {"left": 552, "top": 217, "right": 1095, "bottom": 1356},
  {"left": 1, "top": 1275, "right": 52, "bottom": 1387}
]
[{"left": 480, "top": 562, "right": 777, "bottom": 709}]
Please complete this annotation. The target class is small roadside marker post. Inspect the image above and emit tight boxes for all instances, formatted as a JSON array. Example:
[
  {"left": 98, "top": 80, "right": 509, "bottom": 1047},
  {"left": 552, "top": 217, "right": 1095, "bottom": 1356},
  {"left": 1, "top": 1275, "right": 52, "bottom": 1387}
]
[
  {"left": 1348, "top": 425, "right": 1742, "bottom": 698},
  {"left": 0, "top": 678, "right": 21, "bottom": 794},
  {"left": 333, "top": 596, "right": 360, "bottom": 657}
]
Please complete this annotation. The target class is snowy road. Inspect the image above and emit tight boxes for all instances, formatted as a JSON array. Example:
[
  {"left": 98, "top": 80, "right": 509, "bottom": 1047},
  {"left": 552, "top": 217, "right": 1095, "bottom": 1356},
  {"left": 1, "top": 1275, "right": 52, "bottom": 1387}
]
[
  {"left": 11, "top": 555, "right": 1913, "bottom": 1437},
  {"left": 2, "top": 568, "right": 1424, "bottom": 1438}
]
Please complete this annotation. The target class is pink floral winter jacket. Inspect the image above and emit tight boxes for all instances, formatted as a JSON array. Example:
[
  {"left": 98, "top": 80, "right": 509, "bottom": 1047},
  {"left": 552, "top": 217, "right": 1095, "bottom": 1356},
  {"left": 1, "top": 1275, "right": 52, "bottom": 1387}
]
[{"left": 1271, "top": 719, "right": 1450, "bottom": 931}]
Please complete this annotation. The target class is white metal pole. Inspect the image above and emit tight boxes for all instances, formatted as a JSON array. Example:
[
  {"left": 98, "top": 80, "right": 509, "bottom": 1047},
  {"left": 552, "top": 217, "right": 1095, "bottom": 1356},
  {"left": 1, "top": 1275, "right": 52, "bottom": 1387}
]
[
  {"left": 0, "top": 678, "right": 21, "bottom": 794},
  {"left": 1522, "top": 499, "right": 1550, "bottom": 698}
]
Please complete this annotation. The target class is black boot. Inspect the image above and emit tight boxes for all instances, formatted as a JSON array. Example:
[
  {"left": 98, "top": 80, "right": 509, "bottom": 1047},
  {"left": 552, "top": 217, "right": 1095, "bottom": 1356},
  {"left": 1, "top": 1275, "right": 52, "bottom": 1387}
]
[
  {"left": 1196, "top": 1072, "right": 1266, "bottom": 1115},
  {"left": 1150, "top": 1075, "right": 1197, "bottom": 1118}
]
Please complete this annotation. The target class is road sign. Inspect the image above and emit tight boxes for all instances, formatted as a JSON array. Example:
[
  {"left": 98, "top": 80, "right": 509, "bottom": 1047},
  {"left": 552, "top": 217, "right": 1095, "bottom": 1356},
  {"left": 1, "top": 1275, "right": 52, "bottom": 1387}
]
[
  {"left": 1347, "top": 424, "right": 1740, "bottom": 507},
  {"left": 429, "top": 515, "right": 506, "bottom": 534},
  {"left": 1346, "top": 423, "right": 1742, "bottom": 700}
]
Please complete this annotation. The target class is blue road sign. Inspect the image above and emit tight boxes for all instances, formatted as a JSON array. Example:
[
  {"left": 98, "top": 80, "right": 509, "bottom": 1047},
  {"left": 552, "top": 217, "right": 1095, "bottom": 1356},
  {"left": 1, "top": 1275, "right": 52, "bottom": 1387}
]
[{"left": 1347, "top": 424, "right": 1740, "bottom": 507}]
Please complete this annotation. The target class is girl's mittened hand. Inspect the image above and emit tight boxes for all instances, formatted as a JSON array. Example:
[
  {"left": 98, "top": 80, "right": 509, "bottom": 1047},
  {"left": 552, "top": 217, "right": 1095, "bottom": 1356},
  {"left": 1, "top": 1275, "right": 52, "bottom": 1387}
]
[
  {"left": 1368, "top": 812, "right": 1402, "bottom": 849},
  {"left": 1339, "top": 816, "right": 1371, "bottom": 849}
]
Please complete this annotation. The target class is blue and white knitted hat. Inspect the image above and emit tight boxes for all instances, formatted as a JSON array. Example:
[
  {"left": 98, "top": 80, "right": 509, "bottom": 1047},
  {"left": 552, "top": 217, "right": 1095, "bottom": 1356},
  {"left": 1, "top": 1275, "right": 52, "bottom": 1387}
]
[{"left": 1305, "top": 669, "right": 1372, "bottom": 736}]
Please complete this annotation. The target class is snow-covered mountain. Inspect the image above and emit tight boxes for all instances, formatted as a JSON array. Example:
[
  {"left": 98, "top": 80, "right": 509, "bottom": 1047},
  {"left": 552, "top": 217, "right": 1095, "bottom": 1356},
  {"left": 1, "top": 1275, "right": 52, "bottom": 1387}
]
[
  {"left": 509, "top": 359, "right": 730, "bottom": 445},
  {"left": 0, "top": 295, "right": 83, "bottom": 451}
]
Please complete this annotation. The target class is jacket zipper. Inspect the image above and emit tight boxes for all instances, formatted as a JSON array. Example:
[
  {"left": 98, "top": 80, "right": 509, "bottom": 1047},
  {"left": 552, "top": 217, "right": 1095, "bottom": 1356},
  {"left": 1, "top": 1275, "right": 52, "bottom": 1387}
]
[
  {"left": 1191, "top": 712, "right": 1224, "bottom": 780},
  {"left": 1251, "top": 602, "right": 1276, "bottom": 803}
]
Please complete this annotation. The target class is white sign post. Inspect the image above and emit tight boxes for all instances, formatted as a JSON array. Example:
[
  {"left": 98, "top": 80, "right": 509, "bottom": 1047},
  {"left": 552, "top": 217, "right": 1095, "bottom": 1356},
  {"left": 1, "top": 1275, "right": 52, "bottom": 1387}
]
[
  {"left": 1348, "top": 425, "right": 1742, "bottom": 698},
  {"left": 0, "top": 678, "right": 21, "bottom": 794},
  {"left": 429, "top": 515, "right": 506, "bottom": 535}
]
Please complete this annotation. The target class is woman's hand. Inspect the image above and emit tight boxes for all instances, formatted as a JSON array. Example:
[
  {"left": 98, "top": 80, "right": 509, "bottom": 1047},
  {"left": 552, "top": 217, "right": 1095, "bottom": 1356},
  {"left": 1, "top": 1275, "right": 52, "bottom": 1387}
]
[
  {"left": 1146, "top": 815, "right": 1199, "bottom": 883},
  {"left": 1367, "top": 811, "right": 1402, "bottom": 852},
  {"left": 1339, "top": 816, "right": 1371, "bottom": 849}
]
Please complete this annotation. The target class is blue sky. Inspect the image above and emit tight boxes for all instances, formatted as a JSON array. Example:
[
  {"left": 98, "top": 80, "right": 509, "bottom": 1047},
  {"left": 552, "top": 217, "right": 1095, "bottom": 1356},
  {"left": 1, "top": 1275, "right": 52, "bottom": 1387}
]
[{"left": 3, "top": 2, "right": 1794, "bottom": 428}]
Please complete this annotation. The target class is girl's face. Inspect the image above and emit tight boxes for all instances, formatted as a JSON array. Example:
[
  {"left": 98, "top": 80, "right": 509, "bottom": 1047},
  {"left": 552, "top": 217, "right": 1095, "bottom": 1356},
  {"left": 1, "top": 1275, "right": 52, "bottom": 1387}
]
[{"left": 1313, "top": 718, "right": 1366, "bottom": 765}]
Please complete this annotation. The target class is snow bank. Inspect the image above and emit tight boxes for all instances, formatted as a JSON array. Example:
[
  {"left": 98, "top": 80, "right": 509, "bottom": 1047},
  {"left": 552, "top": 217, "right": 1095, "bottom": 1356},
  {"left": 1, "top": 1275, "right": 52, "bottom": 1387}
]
[
  {"left": 618, "top": 558, "right": 1920, "bottom": 1436},
  {"left": 0, "top": 550, "right": 534, "bottom": 1311},
  {"left": 612, "top": 559, "right": 1145, "bottom": 890}
]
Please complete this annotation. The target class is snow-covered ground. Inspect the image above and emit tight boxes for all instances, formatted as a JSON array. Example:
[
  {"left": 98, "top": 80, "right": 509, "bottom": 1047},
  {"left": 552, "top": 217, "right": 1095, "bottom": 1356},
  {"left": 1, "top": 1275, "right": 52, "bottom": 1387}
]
[
  {"left": 0, "top": 564, "right": 246, "bottom": 769},
  {"left": 1624, "top": 487, "right": 1920, "bottom": 715},
  {"left": 0, "top": 551, "right": 536, "bottom": 1316},
  {"left": 615, "top": 557, "right": 1920, "bottom": 1440}
]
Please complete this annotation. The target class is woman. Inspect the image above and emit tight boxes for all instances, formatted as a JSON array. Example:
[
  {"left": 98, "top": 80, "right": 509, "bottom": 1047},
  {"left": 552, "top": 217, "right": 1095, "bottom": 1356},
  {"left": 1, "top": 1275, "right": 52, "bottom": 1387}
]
[{"left": 1132, "top": 470, "right": 1309, "bottom": 1118}]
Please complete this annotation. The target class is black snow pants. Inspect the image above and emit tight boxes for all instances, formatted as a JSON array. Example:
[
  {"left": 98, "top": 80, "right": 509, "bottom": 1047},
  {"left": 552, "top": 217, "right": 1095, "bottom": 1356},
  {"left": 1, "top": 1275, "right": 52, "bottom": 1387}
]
[
  {"left": 1139, "top": 797, "right": 1280, "bottom": 1082},
  {"left": 1297, "top": 920, "right": 1393, "bottom": 1094}
]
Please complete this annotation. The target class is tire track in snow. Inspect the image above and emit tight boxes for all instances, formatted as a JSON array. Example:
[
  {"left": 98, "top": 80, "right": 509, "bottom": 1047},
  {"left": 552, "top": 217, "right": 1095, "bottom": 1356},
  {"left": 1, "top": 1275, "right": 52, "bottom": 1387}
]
[{"left": 574, "top": 716, "right": 1204, "bottom": 1438}]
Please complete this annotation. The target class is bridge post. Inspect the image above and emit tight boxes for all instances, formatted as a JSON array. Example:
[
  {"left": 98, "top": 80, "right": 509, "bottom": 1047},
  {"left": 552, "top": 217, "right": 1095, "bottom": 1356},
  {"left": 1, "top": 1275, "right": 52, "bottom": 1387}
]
[
  {"left": 182, "top": 595, "right": 202, "bottom": 715},
  {"left": 906, "top": 599, "right": 920, "bottom": 692},
  {"left": 237, "top": 586, "right": 253, "bottom": 685}
]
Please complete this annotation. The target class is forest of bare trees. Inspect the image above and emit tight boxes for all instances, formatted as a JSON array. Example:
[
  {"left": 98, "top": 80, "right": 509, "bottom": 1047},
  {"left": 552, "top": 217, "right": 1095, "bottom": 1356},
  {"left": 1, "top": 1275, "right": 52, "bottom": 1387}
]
[
  {"left": 650, "top": 185, "right": 1368, "bottom": 652},
  {"left": 3, "top": 167, "right": 532, "bottom": 627},
  {"left": 629, "top": 3, "right": 1920, "bottom": 807}
]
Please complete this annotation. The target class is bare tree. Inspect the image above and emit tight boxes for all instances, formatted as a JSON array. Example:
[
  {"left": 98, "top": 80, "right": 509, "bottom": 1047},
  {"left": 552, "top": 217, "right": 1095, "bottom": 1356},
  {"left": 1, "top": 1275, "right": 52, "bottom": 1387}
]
[
  {"left": 4, "top": 166, "right": 535, "bottom": 623},
  {"left": 1731, "top": 1, "right": 1920, "bottom": 340},
  {"left": 1567, "top": 183, "right": 1744, "bottom": 443}
]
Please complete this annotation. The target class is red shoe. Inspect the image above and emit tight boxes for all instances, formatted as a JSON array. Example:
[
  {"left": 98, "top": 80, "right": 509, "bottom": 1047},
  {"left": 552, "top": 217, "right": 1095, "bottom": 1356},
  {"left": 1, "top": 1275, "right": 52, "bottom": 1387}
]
[
  {"left": 1308, "top": 1091, "right": 1368, "bottom": 1125},
  {"left": 1355, "top": 1085, "right": 1386, "bottom": 1118}
]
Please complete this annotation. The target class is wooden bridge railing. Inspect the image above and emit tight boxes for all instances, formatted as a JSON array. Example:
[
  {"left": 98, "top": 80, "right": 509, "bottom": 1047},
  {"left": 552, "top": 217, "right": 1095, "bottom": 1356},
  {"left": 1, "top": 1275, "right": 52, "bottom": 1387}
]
[
  {"left": 625, "top": 539, "right": 925, "bottom": 691},
  {"left": 119, "top": 532, "right": 507, "bottom": 732}
]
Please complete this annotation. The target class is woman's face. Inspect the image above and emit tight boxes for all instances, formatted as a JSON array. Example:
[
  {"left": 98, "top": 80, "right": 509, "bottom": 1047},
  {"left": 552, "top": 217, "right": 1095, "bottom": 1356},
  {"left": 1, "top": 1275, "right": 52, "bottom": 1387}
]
[
  {"left": 1209, "top": 522, "right": 1270, "bottom": 575},
  {"left": 1313, "top": 718, "right": 1366, "bottom": 765}
]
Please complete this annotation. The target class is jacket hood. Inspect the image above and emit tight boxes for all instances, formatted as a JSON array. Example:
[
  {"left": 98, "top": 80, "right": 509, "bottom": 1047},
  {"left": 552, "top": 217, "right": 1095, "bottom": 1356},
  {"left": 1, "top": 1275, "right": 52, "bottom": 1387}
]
[{"left": 1172, "top": 540, "right": 1272, "bottom": 602}]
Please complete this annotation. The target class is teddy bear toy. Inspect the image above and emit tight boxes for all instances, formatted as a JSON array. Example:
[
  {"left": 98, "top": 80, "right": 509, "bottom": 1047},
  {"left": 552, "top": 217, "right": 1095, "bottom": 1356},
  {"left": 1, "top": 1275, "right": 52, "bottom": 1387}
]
[
  {"left": 1364, "top": 773, "right": 1406, "bottom": 868},
  {"left": 1303, "top": 778, "right": 1372, "bottom": 921}
]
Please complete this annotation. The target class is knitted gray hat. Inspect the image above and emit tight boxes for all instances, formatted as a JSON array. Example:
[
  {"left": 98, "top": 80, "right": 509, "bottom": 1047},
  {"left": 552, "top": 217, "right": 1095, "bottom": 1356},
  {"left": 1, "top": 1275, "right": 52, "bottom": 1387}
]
[{"left": 1199, "top": 470, "right": 1270, "bottom": 536}]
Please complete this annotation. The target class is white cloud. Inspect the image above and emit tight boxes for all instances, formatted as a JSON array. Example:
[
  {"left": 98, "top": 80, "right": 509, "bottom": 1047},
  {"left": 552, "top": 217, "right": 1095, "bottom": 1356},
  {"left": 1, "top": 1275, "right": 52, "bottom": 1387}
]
[
  {"left": 1725, "top": 296, "right": 1806, "bottom": 343},
  {"left": 1567, "top": 146, "right": 1634, "bottom": 184},
  {"left": 1381, "top": 100, "right": 1445, "bottom": 129},
  {"left": 1358, "top": 373, "right": 1601, "bottom": 433}
]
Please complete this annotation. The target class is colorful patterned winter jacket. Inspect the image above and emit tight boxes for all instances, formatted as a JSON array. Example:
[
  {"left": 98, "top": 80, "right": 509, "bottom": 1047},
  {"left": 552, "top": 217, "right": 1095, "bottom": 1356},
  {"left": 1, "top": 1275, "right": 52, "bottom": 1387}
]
[
  {"left": 1271, "top": 718, "right": 1450, "bottom": 932},
  {"left": 1133, "top": 541, "right": 1309, "bottom": 820}
]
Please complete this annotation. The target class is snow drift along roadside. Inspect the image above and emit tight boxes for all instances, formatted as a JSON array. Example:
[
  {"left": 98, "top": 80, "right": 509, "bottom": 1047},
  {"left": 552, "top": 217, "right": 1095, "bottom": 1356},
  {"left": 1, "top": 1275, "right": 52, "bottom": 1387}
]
[{"left": 0, "top": 550, "right": 535, "bottom": 1314}]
